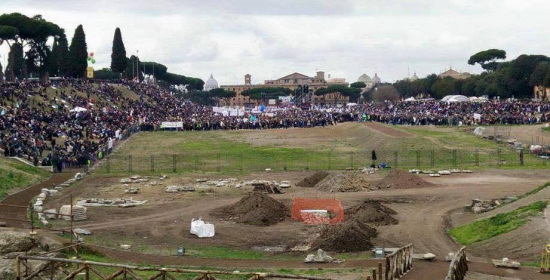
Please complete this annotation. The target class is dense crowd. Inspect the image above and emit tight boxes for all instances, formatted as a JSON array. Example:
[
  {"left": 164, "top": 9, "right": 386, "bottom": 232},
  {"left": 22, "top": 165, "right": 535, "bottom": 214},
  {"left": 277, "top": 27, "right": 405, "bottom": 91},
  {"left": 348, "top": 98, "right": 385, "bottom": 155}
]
[{"left": 1, "top": 79, "right": 549, "bottom": 170}]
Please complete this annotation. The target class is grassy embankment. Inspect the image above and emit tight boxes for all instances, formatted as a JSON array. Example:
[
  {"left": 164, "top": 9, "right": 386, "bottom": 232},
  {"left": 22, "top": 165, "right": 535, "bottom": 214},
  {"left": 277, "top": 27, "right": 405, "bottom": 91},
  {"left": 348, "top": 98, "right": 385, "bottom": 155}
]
[
  {"left": 449, "top": 201, "right": 547, "bottom": 245},
  {"left": 0, "top": 157, "right": 50, "bottom": 199}
]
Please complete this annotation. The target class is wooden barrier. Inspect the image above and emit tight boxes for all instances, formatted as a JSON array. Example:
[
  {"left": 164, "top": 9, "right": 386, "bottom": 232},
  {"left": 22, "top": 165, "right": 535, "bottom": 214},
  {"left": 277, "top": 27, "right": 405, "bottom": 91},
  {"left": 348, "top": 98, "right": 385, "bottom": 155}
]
[
  {"left": 385, "top": 244, "right": 413, "bottom": 280},
  {"left": 16, "top": 255, "right": 333, "bottom": 280},
  {"left": 445, "top": 247, "right": 468, "bottom": 280}
]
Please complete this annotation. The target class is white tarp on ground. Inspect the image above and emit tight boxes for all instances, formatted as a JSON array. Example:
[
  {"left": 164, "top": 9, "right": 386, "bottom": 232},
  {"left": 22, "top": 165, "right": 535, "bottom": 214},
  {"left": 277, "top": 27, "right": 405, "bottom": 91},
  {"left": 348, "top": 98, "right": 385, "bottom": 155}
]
[
  {"left": 473, "top": 127, "right": 485, "bottom": 136},
  {"left": 441, "top": 95, "right": 470, "bottom": 102},
  {"left": 190, "top": 218, "right": 215, "bottom": 238}
]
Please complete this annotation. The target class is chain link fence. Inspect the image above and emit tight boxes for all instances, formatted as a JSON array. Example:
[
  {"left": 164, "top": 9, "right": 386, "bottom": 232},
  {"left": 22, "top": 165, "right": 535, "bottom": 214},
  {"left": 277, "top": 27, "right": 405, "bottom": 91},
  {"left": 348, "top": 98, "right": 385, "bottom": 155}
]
[{"left": 98, "top": 147, "right": 549, "bottom": 174}]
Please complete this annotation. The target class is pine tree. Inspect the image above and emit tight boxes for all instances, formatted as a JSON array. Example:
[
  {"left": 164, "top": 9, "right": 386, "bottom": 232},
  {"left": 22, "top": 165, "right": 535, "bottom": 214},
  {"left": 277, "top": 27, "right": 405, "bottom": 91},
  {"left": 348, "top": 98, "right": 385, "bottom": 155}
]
[
  {"left": 68, "top": 24, "right": 88, "bottom": 78},
  {"left": 57, "top": 34, "right": 70, "bottom": 77},
  {"left": 110, "top": 27, "right": 127, "bottom": 73}
]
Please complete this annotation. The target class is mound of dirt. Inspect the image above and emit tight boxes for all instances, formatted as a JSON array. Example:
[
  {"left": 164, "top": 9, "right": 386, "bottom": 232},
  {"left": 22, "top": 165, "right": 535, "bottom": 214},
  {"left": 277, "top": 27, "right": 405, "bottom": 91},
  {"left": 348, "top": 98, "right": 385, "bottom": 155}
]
[
  {"left": 297, "top": 172, "right": 329, "bottom": 188},
  {"left": 373, "top": 169, "right": 434, "bottom": 189},
  {"left": 210, "top": 192, "right": 289, "bottom": 226},
  {"left": 316, "top": 173, "right": 370, "bottom": 192},
  {"left": 311, "top": 220, "right": 377, "bottom": 252},
  {"left": 345, "top": 200, "right": 398, "bottom": 226}
]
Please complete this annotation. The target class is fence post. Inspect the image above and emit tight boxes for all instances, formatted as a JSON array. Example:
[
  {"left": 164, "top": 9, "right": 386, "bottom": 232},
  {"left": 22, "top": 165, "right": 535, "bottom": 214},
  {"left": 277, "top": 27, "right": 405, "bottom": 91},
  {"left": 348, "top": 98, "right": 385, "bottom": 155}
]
[
  {"left": 328, "top": 151, "right": 332, "bottom": 170},
  {"left": 128, "top": 155, "right": 132, "bottom": 173},
  {"left": 415, "top": 150, "right": 420, "bottom": 168},
  {"left": 172, "top": 154, "right": 176, "bottom": 173},
  {"left": 452, "top": 149, "right": 457, "bottom": 167},
  {"left": 150, "top": 155, "right": 154, "bottom": 173},
  {"left": 497, "top": 148, "right": 502, "bottom": 166},
  {"left": 475, "top": 149, "right": 479, "bottom": 167},
  {"left": 378, "top": 262, "right": 383, "bottom": 280}
]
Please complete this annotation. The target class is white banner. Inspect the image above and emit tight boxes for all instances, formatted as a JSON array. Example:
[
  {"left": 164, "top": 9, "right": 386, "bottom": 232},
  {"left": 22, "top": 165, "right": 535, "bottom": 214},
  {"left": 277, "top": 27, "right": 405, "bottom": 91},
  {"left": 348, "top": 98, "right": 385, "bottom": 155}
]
[{"left": 161, "top": 121, "right": 183, "bottom": 128}]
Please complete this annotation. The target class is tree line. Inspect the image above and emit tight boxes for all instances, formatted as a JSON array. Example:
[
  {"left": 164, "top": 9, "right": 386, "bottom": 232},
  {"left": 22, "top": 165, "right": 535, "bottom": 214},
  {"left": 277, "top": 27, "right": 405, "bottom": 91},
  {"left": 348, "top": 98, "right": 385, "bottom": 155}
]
[
  {"left": 393, "top": 49, "right": 550, "bottom": 100},
  {"left": 0, "top": 13, "right": 203, "bottom": 89}
]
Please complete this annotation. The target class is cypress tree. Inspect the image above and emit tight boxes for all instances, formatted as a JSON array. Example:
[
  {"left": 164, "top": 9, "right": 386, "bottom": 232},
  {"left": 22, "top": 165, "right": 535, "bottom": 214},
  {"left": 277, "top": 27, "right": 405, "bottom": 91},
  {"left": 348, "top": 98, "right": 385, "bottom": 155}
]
[
  {"left": 111, "top": 27, "right": 127, "bottom": 73},
  {"left": 68, "top": 24, "right": 88, "bottom": 78},
  {"left": 47, "top": 38, "right": 60, "bottom": 76},
  {"left": 57, "top": 34, "right": 70, "bottom": 77},
  {"left": 6, "top": 43, "right": 25, "bottom": 81}
]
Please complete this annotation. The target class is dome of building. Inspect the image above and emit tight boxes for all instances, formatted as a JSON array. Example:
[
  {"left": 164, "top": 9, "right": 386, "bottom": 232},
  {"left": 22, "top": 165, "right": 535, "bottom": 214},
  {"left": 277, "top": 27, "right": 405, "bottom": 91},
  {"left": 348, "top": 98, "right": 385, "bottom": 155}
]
[
  {"left": 204, "top": 73, "right": 219, "bottom": 91},
  {"left": 357, "top": 73, "right": 372, "bottom": 83},
  {"left": 372, "top": 73, "right": 381, "bottom": 84},
  {"left": 410, "top": 72, "right": 419, "bottom": 81}
]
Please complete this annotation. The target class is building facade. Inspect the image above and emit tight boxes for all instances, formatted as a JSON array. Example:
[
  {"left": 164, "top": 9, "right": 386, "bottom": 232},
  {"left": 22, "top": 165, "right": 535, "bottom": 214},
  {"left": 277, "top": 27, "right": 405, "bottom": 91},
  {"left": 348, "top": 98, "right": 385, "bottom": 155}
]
[
  {"left": 220, "top": 72, "right": 349, "bottom": 107},
  {"left": 534, "top": 86, "right": 550, "bottom": 101},
  {"left": 439, "top": 68, "right": 472, "bottom": 80}
]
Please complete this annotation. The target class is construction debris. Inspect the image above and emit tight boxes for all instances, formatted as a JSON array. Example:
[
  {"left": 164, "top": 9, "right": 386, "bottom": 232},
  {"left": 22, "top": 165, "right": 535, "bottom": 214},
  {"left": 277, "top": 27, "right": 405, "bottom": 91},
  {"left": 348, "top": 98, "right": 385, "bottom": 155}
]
[
  {"left": 76, "top": 198, "right": 147, "bottom": 207},
  {"left": 59, "top": 205, "right": 87, "bottom": 221},
  {"left": 124, "top": 188, "right": 140, "bottom": 194},
  {"left": 252, "top": 181, "right": 282, "bottom": 194},
  {"left": 73, "top": 228, "right": 92, "bottom": 235},
  {"left": 468, "top": 197, "right": 517, "bottom": 213},
  {"left": 165, "top": 185, "right": 195, "bottom": 193},
  {"left": 304, "top": 249, "right": 334, "bottom": 263},
  {"left": 492, "top": 258, "right": 520, "bottom": 269}
]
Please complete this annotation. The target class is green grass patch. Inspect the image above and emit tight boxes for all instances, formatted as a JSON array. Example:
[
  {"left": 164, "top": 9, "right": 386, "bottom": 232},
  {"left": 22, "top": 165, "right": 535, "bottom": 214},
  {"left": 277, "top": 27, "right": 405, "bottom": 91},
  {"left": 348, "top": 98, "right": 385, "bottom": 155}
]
[
  {"left": 0, "top": 157, "right": 50, "bottom": 199},
  {"left": 542, "top": 126, "right": 550, "bottom": 132},
  {"left": 99, "top": 125, "right": 543, "bottom": 174},
  {"left": 449, "top": 201, "right": 547, "bottom": 245}
]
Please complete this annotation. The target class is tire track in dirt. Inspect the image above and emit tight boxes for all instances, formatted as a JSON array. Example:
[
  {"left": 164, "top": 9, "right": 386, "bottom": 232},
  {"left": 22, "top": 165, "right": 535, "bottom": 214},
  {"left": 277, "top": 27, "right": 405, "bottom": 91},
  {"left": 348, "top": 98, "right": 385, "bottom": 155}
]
[{"left": 362, "top": 122, "right": 414, "bottom": 137}]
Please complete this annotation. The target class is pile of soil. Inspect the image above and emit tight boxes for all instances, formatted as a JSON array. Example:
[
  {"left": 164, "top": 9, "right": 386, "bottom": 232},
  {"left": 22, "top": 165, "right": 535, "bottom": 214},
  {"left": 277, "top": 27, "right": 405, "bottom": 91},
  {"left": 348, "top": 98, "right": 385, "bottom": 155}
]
[
  {"left": 345, "top": 200, "right": 398, "bottom": 226},
  {"left": 296, "top": 171, "right": 329, "bottom": 188},
  {"left": 372, "top": 169, "right": 434, "bottom": 189},
  {"left": 210, "top": 192, "right": 289, "bottom": 226},
  {"left": 316, "top": 173, "right": 370, "bottom": 192},
  {"left": 311, "top": 220, "right": 377, "bottom": 252}
]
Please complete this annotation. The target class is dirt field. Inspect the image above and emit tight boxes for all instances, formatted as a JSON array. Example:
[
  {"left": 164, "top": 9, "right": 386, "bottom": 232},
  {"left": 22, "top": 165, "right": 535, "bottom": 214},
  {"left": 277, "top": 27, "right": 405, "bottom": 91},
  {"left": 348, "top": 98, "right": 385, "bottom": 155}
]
[{"left": 42, "top": 169, "right": 550, "bottom": 264}]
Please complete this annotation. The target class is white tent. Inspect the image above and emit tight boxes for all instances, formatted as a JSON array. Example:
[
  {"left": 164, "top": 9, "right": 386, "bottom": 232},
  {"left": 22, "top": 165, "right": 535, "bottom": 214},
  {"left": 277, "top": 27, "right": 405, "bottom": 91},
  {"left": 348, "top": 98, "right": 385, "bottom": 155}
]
[
  {"left": 441, "top": 95, "right": 469, "bottom": 102},
  {"left": 404, "top": 97, "right": 416, "bottom": 102},
  {"left": 70, "top": 107, "right": 87, "bottom": 112}
]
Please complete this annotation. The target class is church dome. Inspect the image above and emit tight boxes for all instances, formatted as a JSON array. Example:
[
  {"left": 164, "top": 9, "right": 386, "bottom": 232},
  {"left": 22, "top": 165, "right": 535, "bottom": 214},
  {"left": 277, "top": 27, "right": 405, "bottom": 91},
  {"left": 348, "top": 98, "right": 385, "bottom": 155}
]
[
  {"left": 410, "top": 72, "right": 419, "bottom": 81},
  {"left": 204, "top": 74, "right": 219, "bottom": 91},
  {"left": 372, "top": 73, "right": 381, "bottom": 84},
  {"left": 357, "top": 73, "right": 372, "bottom": 83}
]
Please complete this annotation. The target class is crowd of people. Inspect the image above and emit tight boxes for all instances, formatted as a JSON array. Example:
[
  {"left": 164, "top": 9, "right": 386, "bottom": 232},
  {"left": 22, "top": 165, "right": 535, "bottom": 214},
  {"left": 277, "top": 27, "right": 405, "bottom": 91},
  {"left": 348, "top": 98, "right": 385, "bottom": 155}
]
[{"left": 1, "top": 78, "right": 549, "bottom": 170}]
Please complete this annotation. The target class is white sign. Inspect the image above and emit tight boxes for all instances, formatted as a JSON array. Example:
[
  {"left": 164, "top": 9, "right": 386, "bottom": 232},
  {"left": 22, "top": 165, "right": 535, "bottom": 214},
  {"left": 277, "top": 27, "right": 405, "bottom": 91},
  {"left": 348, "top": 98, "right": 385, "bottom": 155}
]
[{"left": 160, "top": 122, "right": 183, "bottom": 129}]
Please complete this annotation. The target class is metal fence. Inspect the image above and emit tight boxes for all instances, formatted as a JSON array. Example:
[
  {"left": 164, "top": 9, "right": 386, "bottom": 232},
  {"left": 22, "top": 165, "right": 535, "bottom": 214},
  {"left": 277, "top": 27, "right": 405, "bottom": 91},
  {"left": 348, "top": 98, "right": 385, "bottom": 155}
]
[{"left": 98, "top": 148, "right": 549, "bottom": 174}]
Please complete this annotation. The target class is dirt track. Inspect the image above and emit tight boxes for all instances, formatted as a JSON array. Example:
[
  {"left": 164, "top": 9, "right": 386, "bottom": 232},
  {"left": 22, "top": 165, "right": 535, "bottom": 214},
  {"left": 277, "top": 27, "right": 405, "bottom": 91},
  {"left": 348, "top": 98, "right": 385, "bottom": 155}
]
[{"left": 0, "top": 172, "right": 72, "bottom": 228}]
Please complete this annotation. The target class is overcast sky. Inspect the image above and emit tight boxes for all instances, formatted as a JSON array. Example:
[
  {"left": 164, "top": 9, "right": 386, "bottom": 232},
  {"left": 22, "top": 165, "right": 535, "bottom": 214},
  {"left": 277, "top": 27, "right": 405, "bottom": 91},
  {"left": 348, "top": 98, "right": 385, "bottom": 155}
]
[{"left": 2, "top": 0, "right": 550, "bottom": 85}]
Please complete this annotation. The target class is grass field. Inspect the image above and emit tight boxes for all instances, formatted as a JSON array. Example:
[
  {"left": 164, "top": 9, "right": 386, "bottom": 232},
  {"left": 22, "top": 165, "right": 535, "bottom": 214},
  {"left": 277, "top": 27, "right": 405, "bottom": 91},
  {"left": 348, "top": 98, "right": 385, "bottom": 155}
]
[
  {"left": 98, "top": 123, "right": 549, "bottom": 174},
  {"left": 0, "top": 157, "right": 50, "bottom": 199},
  {"left": 449, "top": 201, "right": 547, "bottom": 245}
]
